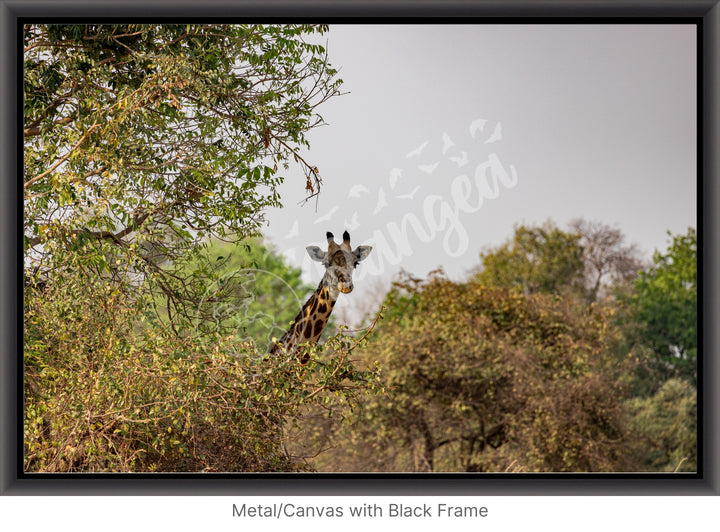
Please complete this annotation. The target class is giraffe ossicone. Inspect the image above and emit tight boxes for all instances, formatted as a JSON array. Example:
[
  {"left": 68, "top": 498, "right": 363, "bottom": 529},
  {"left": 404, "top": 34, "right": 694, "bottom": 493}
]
[{"left": 269, "top": 230, "right": 373, "bottom": 363}]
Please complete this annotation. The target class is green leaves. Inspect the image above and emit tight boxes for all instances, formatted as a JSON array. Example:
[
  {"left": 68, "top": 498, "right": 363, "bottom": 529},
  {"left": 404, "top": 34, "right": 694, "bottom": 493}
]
[
  {"left": 25, "top": 24, "right": 341, "bottom": 305},
  {"left": 626, "top": 378, "right": 697, "bottom": 471},
  {"left": 626, "top": 228, "right": 697, "bottom": 385},
  {"left": 190, "top": 238, "right": 317, "bottom": 347},
  {"left": 476, "top": 221, "right": 586, "bottom": 297}
]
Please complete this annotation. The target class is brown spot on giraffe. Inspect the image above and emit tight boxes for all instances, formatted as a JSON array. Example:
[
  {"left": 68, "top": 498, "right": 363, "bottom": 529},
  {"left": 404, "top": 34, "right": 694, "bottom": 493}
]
[
  {"left": 313, "top": 319, "right": 324, "bottom": 338},
  {"left": 303, "top": 320, "right": 314, "bottom": 339}
]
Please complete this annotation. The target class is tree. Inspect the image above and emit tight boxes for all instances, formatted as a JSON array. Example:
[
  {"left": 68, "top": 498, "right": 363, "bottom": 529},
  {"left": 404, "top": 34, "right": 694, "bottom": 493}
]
[
  {"left": 569, "top": 218, "right": 645, "bottom": 302},
  {"left": 194, "top": 238, "right": 323, "bottom": 349},
  {"left": 625, "top": 228, "right": 697, "bottom": 385},
  {"left": 474, "top": 221, "right": 586, "bottom": 297},
  {"left": 475, "top": 220, "right": 644, "bottom": 303},
  {"left": 305, "top": 271, "right": 632, "bottom": 472},
  {"left": 24, "top": 24, "right": 340, "bottom": 323}
]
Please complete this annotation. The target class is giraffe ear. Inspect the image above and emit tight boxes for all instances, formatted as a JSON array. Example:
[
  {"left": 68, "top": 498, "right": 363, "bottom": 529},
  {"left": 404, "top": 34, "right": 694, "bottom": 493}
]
[
  {"left": 352, "top": 245, "right": 372, "bottom": 263},
  {"left": 306, "top": 246, "right": 327, "bottom": 263}
]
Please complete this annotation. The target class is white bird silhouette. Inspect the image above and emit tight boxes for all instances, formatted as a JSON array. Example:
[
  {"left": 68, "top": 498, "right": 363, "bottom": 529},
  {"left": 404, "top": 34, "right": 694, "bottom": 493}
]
[
  {"left": 418, "top": 161, "right": 440, "bottom": 174},
  {"left": 284, "top": 220, "right": 300, "bottom": 239},
  {"left": 449, "top": 151, "right": 468, "bottom": 168},
  {"left": 313, "top": 206, "right": 339, "bottom": 224},
  {"left": 442, "top": 132, "right": 455, "bottom": 154},
  {"left": 484, "top": 122, "right": 502, "bottom": 144},
  {"left": 397, "top": 185, "right": 421, "bottom": 200},
  {"left": 388, "top": 168, "right": 403, "bottom": 190},
  {"left": 469, "top": 118, "right": 487, "bottom": 138},
  {"left": 344, "top": 211, "right": 360, "bottom": 231},
  {"left": 373, "top": 188, "right": 388, "bottom": 214},
  {"left": 406, "top": 141, "right": 429, "bottom": 158},
  {"left": 348, "top": 184, "right": 370, "bottom": 198}
]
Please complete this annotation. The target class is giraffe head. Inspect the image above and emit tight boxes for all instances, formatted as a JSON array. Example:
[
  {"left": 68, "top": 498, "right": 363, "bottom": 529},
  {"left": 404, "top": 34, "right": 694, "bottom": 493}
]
[{"left": 306, "top": 231, "right": 372, "bottom": 296}]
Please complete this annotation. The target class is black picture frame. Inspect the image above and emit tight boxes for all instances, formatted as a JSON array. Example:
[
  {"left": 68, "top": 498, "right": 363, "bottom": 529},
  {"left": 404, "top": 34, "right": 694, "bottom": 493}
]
[{"left": 2, "top": 0, "right": 716, "bottom": 496}]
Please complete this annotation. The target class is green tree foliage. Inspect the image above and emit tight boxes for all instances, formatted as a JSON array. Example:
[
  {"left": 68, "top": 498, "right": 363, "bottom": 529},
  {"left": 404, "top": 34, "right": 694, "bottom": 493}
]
[
  {"left": 24, "top": 24, "right": 340, "bottom": 318},
  {"left": 626, "top": 228, "right": 697, "bottom": 385},
  {"left": 626, "top": 378, "right": 697, "bottom": 472},
  {"left": 306, "top": 272, "right": 631, "bottom": 472},
  {"left": 476, "top": 220, "right": 644, "bottom": 303},
  {"left": 475, "top": 221, "right": 586, "bottom": 298},
  {"left": 197, "top": 238, "right": 324, "bottom": 349}
]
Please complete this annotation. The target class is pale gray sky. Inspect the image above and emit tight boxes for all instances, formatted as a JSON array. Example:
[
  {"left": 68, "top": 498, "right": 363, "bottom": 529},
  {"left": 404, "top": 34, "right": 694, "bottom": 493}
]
[{"left": 260, "top": 24, "right": 697, "bottom": 322}]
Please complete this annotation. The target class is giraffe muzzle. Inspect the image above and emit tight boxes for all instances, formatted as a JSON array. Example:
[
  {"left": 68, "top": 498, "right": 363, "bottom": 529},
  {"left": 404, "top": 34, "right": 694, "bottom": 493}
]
[{"left": 339, "top": 283, "right": 354, "bottom": 294}]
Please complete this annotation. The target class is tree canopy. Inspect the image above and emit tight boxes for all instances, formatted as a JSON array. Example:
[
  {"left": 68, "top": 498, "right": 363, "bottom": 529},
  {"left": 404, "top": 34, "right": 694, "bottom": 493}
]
[
  {"left": 304, "top": 271, "right": 631, "bottom": 472},
  {"left": 475, "top": 219, "right": 645, "bottom": 303},
  {"left": 24, "top": 24, "right": 340, "bottom": 322},
  {"left": 193, "top": 238, "right": 321, "bottom": 349},
  {"left": 570, "top": 218, "right": 644, "bottom": 302},
  {"left": 475, "top": 221, "right": 586, "bottom": 298},
  {"left": 625, "top": 228, "right": 697, "bottom": 385}
]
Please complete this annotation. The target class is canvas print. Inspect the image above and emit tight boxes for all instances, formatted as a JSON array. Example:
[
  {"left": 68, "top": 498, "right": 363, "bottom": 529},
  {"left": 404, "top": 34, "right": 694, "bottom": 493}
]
[{"left": 23, "top": 24, "right": 697, "bottom": 473}]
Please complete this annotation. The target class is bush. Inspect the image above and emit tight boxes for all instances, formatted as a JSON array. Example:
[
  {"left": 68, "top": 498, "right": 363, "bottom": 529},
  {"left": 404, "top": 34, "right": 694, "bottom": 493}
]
[
  {"left": 297, "top": 271, "right": 633, "bottom": 472},
  {"left": 625, "top": 378, "right": 697, "bottom": 472},
  {"left": 24, "top": 271, "right": 381, "bottom": 472}
]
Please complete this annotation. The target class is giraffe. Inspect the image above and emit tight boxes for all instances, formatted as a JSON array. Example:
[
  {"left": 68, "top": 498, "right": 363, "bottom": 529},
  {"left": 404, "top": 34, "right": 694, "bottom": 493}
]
[{"left": 269, "top": 230, "right": 372, "bottom": 364}]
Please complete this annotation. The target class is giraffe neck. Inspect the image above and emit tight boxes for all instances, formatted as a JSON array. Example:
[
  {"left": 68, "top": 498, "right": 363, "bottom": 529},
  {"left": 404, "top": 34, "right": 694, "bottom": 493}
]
[{"left": 270, "top": 275, "right": 338, "bottom": 363}]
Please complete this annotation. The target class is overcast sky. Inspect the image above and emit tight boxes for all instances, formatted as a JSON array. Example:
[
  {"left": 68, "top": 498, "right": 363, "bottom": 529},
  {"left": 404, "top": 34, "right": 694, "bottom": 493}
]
[{"left": 259, "top": 24, "right": 697, "bottom": 323}]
